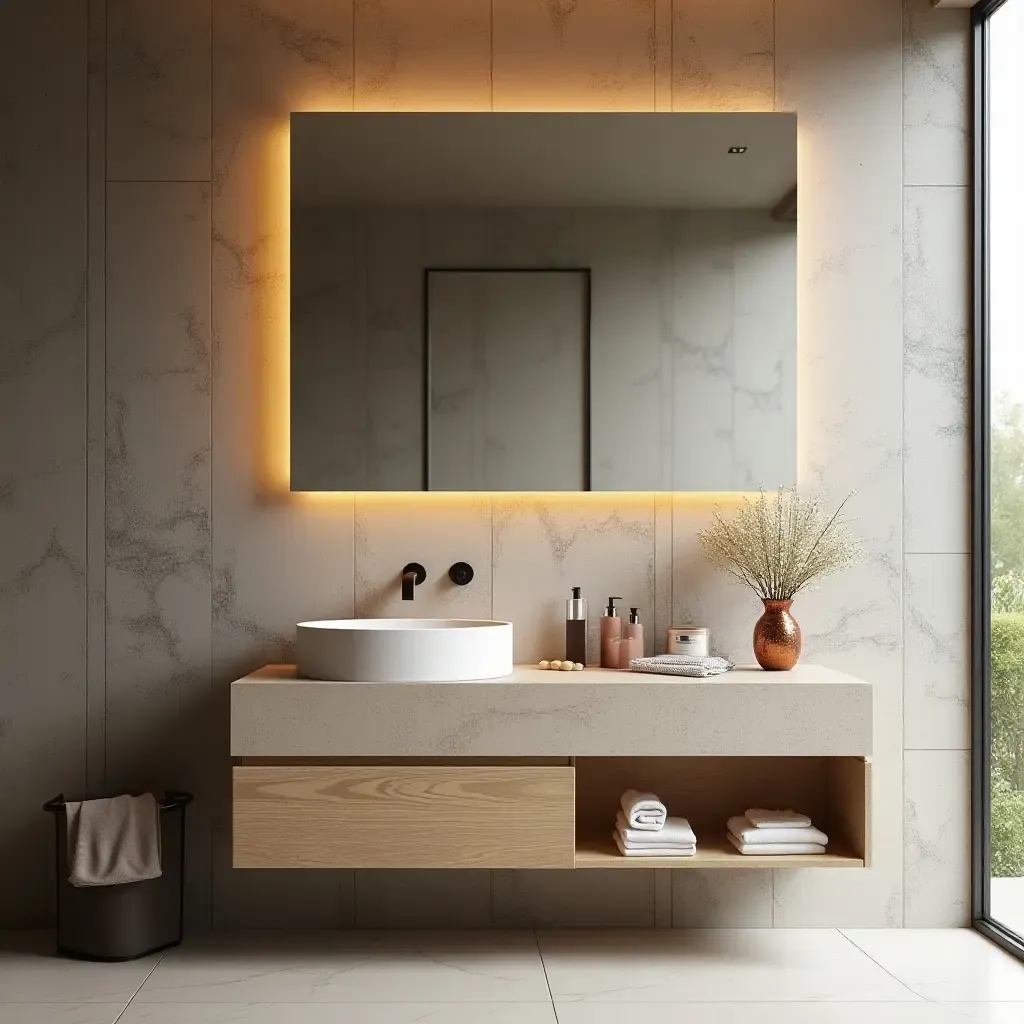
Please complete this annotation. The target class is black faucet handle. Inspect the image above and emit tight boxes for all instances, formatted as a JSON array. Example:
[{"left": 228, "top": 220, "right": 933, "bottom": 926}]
[
  {"left": 401, "top": 562, "right": 426, "bottom": 600},
  {"left": 448, "top": 562, "right": 474, "bottom": 586}
]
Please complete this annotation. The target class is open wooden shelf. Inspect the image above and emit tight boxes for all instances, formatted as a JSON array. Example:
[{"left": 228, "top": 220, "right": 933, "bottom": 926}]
[{"left": 574, "top": 831, "right": 865, "bottom": 869}]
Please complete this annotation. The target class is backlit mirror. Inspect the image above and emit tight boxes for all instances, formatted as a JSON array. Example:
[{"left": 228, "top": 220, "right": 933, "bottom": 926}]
[{"left": 290, "top": 112, "right": 797, "bottom": 492}]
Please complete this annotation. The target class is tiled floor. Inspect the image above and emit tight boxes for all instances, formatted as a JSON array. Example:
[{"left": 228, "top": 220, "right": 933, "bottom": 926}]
[{"left": 2, "top": 928, "right": 1024, "bottom": 1023}]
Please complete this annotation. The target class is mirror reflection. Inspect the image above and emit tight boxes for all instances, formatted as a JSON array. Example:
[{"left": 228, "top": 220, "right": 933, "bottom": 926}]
[{"left": 290, "top": 112, "right": 797, "bottom": 492}]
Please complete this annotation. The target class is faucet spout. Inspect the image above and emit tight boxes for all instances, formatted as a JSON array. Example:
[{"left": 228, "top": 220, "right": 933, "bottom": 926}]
[{"left": 401, "top": 562, "right": 426, "bottom": 600}]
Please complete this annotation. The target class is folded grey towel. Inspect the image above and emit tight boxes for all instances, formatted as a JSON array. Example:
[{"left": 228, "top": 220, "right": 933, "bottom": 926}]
[
  {"left": 65, "top": 794, "right": 162, "bottom": 887},
  {"left": 629, "top": 654, "right": 734, "bottom": 678}
]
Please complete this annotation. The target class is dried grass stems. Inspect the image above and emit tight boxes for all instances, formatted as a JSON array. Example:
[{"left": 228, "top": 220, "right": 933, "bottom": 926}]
[{"left": 699, "top": 488, "right": 860, "bottom": 601}]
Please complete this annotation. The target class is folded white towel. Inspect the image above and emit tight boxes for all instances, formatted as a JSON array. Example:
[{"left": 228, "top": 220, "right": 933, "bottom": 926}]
[
  {"left": 616, "top": 812, "right": 696, "bottom": 846},
  {"left": 629, "top": 654, "right": 734, "bottom": 679},
  {"left": 620, "top": 789, "right": 667, "bottom": 831},
  {"left": 728, "top": 815, "right": 828, "bottom": 846},
  {"left": 614, "top": 831, "right": 695, "bottom": 857},
  {"left": 744, "top": 808, "right": 812, "bottom": 829},
  {"left": 617, "top": 831, "right": 696, "bottom": 852},
  {"left": 727, "top": 832, "right": 825, "bottom": 856}
]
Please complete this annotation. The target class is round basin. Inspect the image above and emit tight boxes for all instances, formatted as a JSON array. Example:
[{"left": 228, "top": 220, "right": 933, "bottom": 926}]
[{"left": 296, "top": 618, "right": 513, "bottom": 682}]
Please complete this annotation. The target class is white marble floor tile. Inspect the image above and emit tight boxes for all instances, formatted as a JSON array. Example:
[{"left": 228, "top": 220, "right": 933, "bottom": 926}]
[
  {"left": 0, "top": 934, "right": 160, "bottom": 1004},
  {"left": 119, "top": 1003, "right": 557, "bottom": 1023},
  {"left": 537, "top": 929, "right": 919, "bottom": 1003},
  {"left": 556, "top": 1003, "right": 1024, "bottom": 1023},
  {"left": 133, "top": 932, "right": 550, "bottom": 1004},
  {"left": 843, "top": 929, "right": 1024, "bottom": 1002},
  {"left": 0, "top": 1008, "right": 127, "bottom": 1024}
]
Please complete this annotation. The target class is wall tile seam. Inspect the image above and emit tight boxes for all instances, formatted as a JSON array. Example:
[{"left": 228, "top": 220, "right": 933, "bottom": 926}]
[{"left": 86, "top": 0, "right": 108, "bottom": 796}]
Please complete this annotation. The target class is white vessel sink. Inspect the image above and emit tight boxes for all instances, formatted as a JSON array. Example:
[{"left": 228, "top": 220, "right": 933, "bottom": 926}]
[{"left": 296, "top": 618, "right": 514, "bottom": 682}]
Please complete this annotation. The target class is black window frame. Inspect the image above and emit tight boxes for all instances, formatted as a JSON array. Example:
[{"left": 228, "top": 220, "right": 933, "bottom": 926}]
[{"left": 971, "top": 0, "right": 1024, "bottom": 961}]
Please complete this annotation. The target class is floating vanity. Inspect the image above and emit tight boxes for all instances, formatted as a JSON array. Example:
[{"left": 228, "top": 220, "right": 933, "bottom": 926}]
[{"left": 231, "top": 663, "right": 871, "bottom": 872}]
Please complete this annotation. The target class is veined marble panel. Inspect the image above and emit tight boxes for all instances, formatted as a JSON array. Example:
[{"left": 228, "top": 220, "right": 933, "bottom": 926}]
[
  {"left": 672, "top": 0, "right": 774, "bottom": 112},
  {"left": 210, "top": 0, "right": 356, "bottom": 927},
  {"left": 904, "top": 186, "right": 970, "bottom": 555},
  {"left": 904, "top": 553, "right": 970, "bottom": 751},
  {"left": 903, "top": 0, "right": 971, "bottom": 188},
  {"left": 0, "top": 4, "right": 88, "bottom": 927},
  {"left": 354, "top": 0, "right": 491, "bottom": 111},
  {"left": 769, "top": 0, "right": 905, "bottom": 927},
  {"left": 107, "top": 0, "right": 212, "bottom": 181},
  {"left": 354, "top": 494, "right": 492, "bottom": 620},
  {"left": 492, "top": 0, "right": 656, "bottom": 111},
  {"left": 493, "top": 496, "right": 655, "bottom": 664},
  {"left": 105, "top": 182, "right": 212, "bottom": 927},
  {"left": 904, "top": 748, "right": 971, "bottom": 927}
]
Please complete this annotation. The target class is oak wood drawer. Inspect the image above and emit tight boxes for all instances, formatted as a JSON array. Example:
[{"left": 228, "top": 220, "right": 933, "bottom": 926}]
[{"left": 233, "top": 764, "right": 575, "bottom": 869}]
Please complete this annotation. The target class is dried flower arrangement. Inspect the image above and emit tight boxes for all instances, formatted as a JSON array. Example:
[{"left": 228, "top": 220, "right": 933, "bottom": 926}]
[{"left": 698, "top": 487, "right": 860, "bottom": 601}]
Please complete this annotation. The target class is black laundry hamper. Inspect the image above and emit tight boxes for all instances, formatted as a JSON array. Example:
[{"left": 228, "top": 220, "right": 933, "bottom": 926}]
[{"left": 43, "top": 791, "right": 192, "bottom": 961}]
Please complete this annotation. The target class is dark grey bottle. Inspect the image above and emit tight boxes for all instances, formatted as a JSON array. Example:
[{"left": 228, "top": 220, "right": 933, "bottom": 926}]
[{"left": 565, "top": 586, "right": 588, "bottom": 665}]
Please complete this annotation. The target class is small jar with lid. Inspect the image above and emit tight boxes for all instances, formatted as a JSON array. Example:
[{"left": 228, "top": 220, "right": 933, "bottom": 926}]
[{"left": 666, "top": 626, "right": 709, "bottom": 658}]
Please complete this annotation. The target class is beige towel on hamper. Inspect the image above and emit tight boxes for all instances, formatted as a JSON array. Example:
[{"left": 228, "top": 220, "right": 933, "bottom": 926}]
[{"left": 65, "top": 794, "right": 162, "bottom": 887}]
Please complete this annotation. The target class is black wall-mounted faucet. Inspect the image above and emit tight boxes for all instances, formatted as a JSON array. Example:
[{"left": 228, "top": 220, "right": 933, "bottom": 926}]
[{"left": 401, "top": 562, "right": 426, "bottom": 600}]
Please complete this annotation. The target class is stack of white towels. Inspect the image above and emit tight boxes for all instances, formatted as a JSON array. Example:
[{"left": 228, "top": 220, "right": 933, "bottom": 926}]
[
  {"left": 614, "top": 789, "right": 696, "bottom": 857},
  {"left": 727, "top": 809, "right": 828, "bottom": 855}
]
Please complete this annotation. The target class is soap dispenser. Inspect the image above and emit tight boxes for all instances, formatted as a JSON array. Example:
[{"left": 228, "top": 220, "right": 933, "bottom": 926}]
[
  {"left": 619, "top": 607, "right": 644, "bottom": 669},
  {"left": 565, "top": 587, "right": 588, "bottom": 666},
  {"left": 600, "top": 596, "right": 623, "bottom": 668}
]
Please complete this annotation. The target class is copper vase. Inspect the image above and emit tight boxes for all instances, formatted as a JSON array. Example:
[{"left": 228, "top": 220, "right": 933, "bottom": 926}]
[{"left": 753, "top": 599, "right": 801, "bottom": 671}]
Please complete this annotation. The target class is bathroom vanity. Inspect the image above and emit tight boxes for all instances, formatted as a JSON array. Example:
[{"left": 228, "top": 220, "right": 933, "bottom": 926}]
[{"left": 230, "top": 664, "right": 871, "bottom": 871}]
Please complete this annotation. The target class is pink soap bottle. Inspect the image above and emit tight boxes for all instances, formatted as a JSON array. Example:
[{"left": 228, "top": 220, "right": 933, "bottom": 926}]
[
  {"left": 600, "top": 597, "right": 623, "bottom": 668},
  {"left": 619, "top": 606, "right": 644, "bottom": 669}
]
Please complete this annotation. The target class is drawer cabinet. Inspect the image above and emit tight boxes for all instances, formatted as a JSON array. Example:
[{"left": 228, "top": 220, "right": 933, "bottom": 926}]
[{"left": 233, "top": 764, "right": 575, "bottom": 869}]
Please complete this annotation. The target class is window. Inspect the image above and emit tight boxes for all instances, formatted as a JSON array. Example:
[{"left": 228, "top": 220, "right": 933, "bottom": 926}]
[{"left": 974, "top": 0, "right": 1024, "bottom": 957}]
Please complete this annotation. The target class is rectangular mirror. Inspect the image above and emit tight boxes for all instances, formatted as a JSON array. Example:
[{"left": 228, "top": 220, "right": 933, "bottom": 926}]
[{"left": 290, "top": 112, "right": 797, "bottom": 492}]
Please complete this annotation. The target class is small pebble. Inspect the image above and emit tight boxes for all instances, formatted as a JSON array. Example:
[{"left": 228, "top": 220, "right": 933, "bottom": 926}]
[
  {"left": 574, "top": 662, "right": 584, "bottom": 671},
  {"left": 550, "top": 660, "right": 562, "bottom": 670},
  {"left": 560, "top": 660, "right": 575, "bottom": 671},
  {"left": 538, "top": 660, "right": 550, "bottom": 670}
]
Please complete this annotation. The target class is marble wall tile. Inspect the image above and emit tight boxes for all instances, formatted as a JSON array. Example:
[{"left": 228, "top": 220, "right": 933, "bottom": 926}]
[
  {"left": 105, "top": 182, "right": 212, "bottom": 927},
  {"left": 904, "top": 186, "right": 971, "bottom": 555},
  {"left": 211, "top": 0, "right": 356, "bottom": 679},
  {"left": 0, "top": 4, "right": 88, "bottom": 927},
  {"left": 672, "top": 0, "right": 774, "bottom": 111},
  {"left": 354, "top": 496, "right": 492, "bottom": 618},
  {"left": 904, "top": 553, "right": 970, "bottom": 751},
  {"left": 904, "top": 749, "right": 971, "bottom": 927},
  {"left": 672, "top": 869, "right": 774, "bottom": 927},
  {"left": 492, "top": 0, "right": 656, "bottom": 111},
  {"left": 769, "top": 0, "right": 905, "bottom": 927},
  {"left": 903, "top": 0, "right": 970, "bottom": 188},
  {"left": 355, "top": 0, "right": 491, "bottom": 111},
  {"left": 491, "top": 869, "right": 656, "bottom": 927},
  {"left": 493, "top": 497, "right": 655, "bottom": 664},
  {"left": 210, "top": 0, "right": 357, "bottom": 925},
  {"left": 107, "top": 0, "right": 211, "bottom": 181},
  {"left": 354, "top": 870, "right": 492, "bottom": 927}
]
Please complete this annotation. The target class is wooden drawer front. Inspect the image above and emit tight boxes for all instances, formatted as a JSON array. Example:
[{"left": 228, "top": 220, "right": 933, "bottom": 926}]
[{"left": 233, "top": 765, "right": 575, "bottom": 869}]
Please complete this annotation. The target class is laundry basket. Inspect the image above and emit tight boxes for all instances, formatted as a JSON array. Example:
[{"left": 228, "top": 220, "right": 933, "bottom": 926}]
[{"left": 43, "top": 791, "right": 192, "bottom": 961}]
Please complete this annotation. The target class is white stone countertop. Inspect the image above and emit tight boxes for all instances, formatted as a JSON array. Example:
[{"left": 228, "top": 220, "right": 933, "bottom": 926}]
[{"left": 231, "top": 663, "right": 872, "bottom": 758}]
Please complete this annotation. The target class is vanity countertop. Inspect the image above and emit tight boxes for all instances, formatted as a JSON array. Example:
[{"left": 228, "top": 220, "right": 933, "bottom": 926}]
[{"left": 231, "top": 663, "right": 872, "bottom": 759}]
